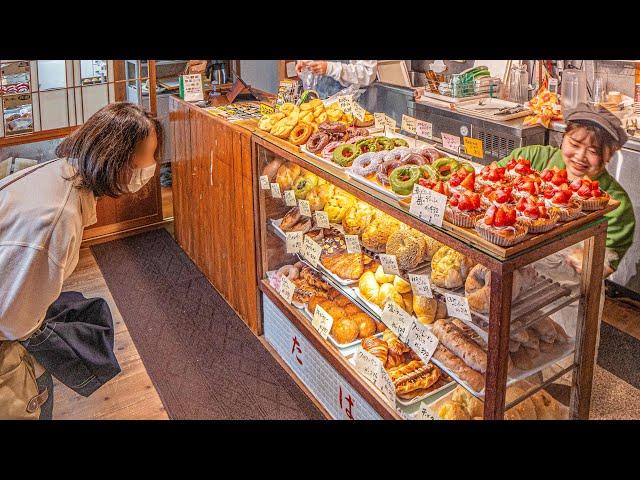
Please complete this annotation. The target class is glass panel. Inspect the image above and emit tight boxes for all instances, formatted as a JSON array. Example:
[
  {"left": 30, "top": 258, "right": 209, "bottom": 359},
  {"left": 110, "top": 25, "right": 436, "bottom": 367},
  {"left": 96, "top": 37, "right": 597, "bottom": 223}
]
[
  {"left": 80, "top": 60, "right": 107, "bottom": 85},
  {"left": 37, "top": 60, "right": 66, "bottom": 90},
  {"left": 39, "top": 89, "right": 70, "bottom": 130},
  {"left": 81, "top": 84, "right": 108, "bottom": 120},
  {"left": 3, "top": 93, "right": 33, "bottom": 135}
]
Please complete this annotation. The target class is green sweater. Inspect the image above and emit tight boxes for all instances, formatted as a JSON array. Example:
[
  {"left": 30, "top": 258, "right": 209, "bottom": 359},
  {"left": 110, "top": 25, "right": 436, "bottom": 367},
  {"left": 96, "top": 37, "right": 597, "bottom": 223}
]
[{"left": 498, "top": 145, "right": 635, "bottom": 270}]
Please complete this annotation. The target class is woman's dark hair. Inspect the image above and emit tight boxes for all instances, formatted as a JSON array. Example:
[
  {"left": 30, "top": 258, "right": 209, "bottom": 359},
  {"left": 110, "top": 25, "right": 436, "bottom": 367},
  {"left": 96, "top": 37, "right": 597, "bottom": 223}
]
[
  {"left": 564, "top": 120, "right": 619, "bottom": 161},
  {"left": 56, "top": 102, "right": 162, "bottom": 197}
]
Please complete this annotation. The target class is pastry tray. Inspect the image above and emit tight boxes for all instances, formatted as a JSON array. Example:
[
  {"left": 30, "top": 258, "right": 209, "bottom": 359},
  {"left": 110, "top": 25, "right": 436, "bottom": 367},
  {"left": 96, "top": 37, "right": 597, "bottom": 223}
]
[
  {"left": 265, "top": 270, "right": 306, "bottom": 310},
  {"left": 302, "top": 306, "right": 383, "bottom": 351},
  {"left": 344, "top": 169, "right": 411, "bottom": 201},
  {"left": 300, "top": 145, "right": 348, "bottom": 171}
]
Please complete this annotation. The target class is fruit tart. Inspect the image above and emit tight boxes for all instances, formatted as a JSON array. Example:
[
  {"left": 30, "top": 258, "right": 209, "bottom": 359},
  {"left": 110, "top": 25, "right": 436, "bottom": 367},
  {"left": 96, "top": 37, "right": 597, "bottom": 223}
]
[
  {"left": 445, "top": 191, "right": 484, "bottom": 228},
  {"left": 418, "top": 178, "right": 451, "bottom": 197},
  {"left": 540, "top": 166, "right": 568, "bottom": 191},
  {"left": 543, "top": 185, "right": 582, "bottom": 221},
  {"left": 505, "top": 157, "right": 533, "bottom": 179},
  {"left": 515, "top": 196, "right": 559, "bottom": 233},
  {"left": 448, "top": 167, "right": 476, "bottom": 194},
  {"left": 513, "top": 174, "right": 544, "bottom": 198},
  {"left": 475, "top": 205, "right": 529, "bottom": 247},
  {"left": 568, "top": 177, "right": 610, "bottom": 211},
  {"left": 477, "top": 162, "right": 508, "bottom": 187},
  {"left": 481, "top": 185, "right": 515, "bottom": 208}
]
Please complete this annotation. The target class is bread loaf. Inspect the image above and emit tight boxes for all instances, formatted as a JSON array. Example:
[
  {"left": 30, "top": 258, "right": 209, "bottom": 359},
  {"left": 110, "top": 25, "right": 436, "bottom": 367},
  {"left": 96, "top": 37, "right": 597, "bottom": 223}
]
[
  {"left": 432, "top": 319, "right": 487, "bottom": 373},
  {"left": 433, "top": 344, "right": 485, "bottom": 392}
]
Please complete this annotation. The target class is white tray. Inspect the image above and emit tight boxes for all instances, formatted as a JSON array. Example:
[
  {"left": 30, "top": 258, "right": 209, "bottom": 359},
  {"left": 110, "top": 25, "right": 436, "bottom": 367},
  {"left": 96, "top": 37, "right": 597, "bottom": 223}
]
[
  {"left": 418, "top": 91, "right": 489, "bottom": 104},
  {"left": 315, "top": 260, "right": 359, "bottom": 287},
  {"left": 300, "top": 144, "right": 347, "bottom": 170},
  {"left": 345, "top": 169, "right": 411, "bottom": 201},
  {"left": 265, "top": 269, "right": 306, "bottom": 310}
]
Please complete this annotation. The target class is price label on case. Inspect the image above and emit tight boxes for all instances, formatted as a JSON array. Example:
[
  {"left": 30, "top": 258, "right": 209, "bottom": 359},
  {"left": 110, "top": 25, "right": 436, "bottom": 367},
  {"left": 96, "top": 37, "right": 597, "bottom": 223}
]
[
  {"left": 379, "top": 254, "right": 400, "bottom": 276},
  {"left": 355, "top": 349, "right": 383, "bottom": 386},
  {"left": 417, "top": 402, "right": 438, "bottom": 420},
  {"left": 344, "top": 234, "right": 361, "bottom": 254},
  {"left": 375, "top": 367, "right": 397, "bottom": 406},
  {"left": 301, "top": 236, "right": 322, "bottom": 268},
  {"left": 312, "top": 305, "right": 334, "bottom": 340},
  {"left": 278, "top": 276, "right": 296, "bottom": 305},
  {"left": 416, "top": 119, "right": 433, "bottom": 140},
  {"left": 286, "top": 231, "right": 303, "bottom": 254},
  {"left": 314, "top": 211, "right": 330, "bottom": 229},
  {"left": 409, "top": 184, "right": 447, "bottom": 227},
  {"left": 270, "top": 182, "right": 282, "bottom": 199},
  {"left": 352, "top": 101, "right": 366, "bottom": 122},
  {"left": 336, "top": 95, "right": 354, "bottom": 115},
  {"left": 298, "top": 200, "right": 311, "bottom": 217},
  {"left": 284, "top": 190, "right": 297, "bottom": 206},
  {"left": 463, "top": 137, "right": 484, "bottom": 159},
  {"left": 401, "top": 114, "right": 417, "bottom": 135},
  {"left": 408, "top": 273, "right": 433, "bottom": 298},
  {"left": 407, "top": 321, "right": 439, "bottom": 364},
  {"left": 441, "top": 132, "right": 461, "bottom": 152},
  {"left": 381, "top": 300, "right": 413, "bottom": 343},
  {"left": 259, "top": 175, "right": 270, "bottom": 190},
  {"left": 445, "top": 292, "right": 472, "bottom": 322},
  {"left": 374, "top": 112, "right": 387, "bottom": 129}
]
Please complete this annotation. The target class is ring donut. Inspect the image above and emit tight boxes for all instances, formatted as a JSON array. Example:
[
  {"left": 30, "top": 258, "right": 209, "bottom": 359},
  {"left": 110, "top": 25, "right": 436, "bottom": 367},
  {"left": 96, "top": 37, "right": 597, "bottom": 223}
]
[
  {"left": 321, "top": 141, "right": 341, "bottom": 160},
  {"left": 306, "top": 132, "right": 330, "bottom": 153},
  {"left": 277, "top": 264, "right": 300, "bottom": 281},
  {"left": 350, "top": 151, "right": 384, "bottom": 177},
  {"left": 319, "top": 121, "right": 347, "bottom": 135},
  {"left": 289, "top": 123, "right": 313, "bottom": 145}
]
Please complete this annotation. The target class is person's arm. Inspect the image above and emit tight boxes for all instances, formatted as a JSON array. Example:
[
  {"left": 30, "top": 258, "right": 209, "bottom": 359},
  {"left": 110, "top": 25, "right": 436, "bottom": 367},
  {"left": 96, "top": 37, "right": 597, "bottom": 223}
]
[
  {"left": 496, "top": 144, "right": 561, "bottom": 171},
  {"left": 325, "top": 61, "right": 378, "bottom": 88}
]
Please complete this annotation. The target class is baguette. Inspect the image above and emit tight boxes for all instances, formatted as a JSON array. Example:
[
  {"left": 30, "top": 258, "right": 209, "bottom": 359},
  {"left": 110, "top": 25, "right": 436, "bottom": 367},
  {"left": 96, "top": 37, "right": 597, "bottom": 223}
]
[
  {"left": 433, "top": 344, "right": 485, "bottom": 392},
  {"left": 432, "top": 319, "right": 487, "bottom": 373}
]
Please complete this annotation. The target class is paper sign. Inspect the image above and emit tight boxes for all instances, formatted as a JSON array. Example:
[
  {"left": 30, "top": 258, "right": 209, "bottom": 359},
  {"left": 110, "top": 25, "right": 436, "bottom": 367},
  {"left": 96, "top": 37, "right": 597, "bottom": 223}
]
[
  {"left": 408, "top": 273, "right": 433, "bottom": 298},
  {"left": 445, "top": 292, "right": 472, "bottom": 322},
  {"left": 344, "top": 234, "right": 362, "bottom": 254},
  {"left": 401, "top": 114, "right": 417, "bottom": 135},
  {"left": 314, "top": 211, "right": 330, "bottom": 229},
  {"left": 385, "top": 116, "right": 397, "bottom": 129},
  {"left": 379, "top": 254, "right": 400, "bottom": 276},
  {"left": 463, "top": 137, "right": 484, "bottom": 159},
  {"left": 352, "top": 102, "right": 366, "bottom": 122},
  {"left": 286, "top": 231, "right": 303, "bottom": 254},
  {"left": 374, "top": 112, "right": 387, "bottom": 129},
  {"left": 259, "top": 175, "right": 270, "bottom": 190},
  {"left": 301, "top": 236, "right": 322, "bottom": 267},
  {"left": 285, "top": 61, "right": 297, "bottom": 78},
  {"left": 417, "top": 403, "right": 438, "bottom": 420},
  {"left": 416, "top": 119, "right": 433, "bottom": 140},
  {"left": 375, "top": 367, "right": 397, "bottom": 405},
  {"left": 278, "top": 276, "right": 296, "bottom": 305},
  {"left": 284, "top": 190, "right": 297, "bottom": 206},
  {"left": 441, "top": 132, "right": 461, "bottom": 152},
  {"left": 270, "top": 183, "right": 282, "bottom": 199},
  {"left": 312, "top": 305, "right": 334, "bottom": 340},
  {"left": 407, "top": 321, "right": 439, "bottom": 364},
  {"left": 381, "top": 301, "right": 413, "bottom": 343},
  {"left": 181, "top": 74, "right": 204, "bottom": 102},
  {"left": 355, "top": 349, "right": 383, "bottom": 386},
  {"left": 259, "top": 103, "right": 275, "bottom": 115},
  {"left": 298, "top": 200, "right": 311, "bottom": 217},
  {"left": 336, "top": 95, "right": 353, "bottom": 115},
  {"left": 409, "top": 184, "right": 447, "bottom": 227}
]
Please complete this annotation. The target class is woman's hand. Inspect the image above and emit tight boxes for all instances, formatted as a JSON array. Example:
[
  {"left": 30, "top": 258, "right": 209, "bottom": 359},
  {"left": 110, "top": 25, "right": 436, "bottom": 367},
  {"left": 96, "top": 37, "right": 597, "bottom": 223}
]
[
  {"left": 308, "top": 61, "right": 328, "bottom": 75},
  {"left": 414, "top": 87, "right": 425, "bottom": 99}
]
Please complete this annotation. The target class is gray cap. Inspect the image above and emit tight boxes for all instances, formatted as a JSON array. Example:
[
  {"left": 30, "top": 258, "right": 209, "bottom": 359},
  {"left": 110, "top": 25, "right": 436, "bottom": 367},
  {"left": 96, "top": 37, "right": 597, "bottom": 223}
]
[{"left": 565, "top": 103, "right": 628, "bottom": 149}]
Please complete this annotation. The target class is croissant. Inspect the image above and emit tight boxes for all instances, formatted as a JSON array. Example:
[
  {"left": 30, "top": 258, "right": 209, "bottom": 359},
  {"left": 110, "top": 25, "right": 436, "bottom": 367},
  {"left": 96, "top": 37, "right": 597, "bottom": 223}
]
[
  {"left": 362, "top": 336, "right": 388, "bottom": 364},
  {"left": 383, "top": 329, "right": 410, "bottom": 357},
  {"left": 385, "top": 352, "right": 404, "bottom": 369}
]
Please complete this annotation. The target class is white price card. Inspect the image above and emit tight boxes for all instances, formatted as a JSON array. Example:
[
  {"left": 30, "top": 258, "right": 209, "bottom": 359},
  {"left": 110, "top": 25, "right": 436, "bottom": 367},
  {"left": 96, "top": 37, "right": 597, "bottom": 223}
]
[
  {"left": 336, "top": 95, "right": 353, "bottom": 114},
  {"left": 408, "top": 273, "right": 433, "bottom": 298},
  {"left": 378, "top": 254, "right": 400, "bottom": 276},
  {"left": 286, "top": 231, "right": 303, "bottom": 254},
  {"left": 314, "top": 211, "right": 330, "bottom": 229},
  {"left": 441, "top": 132, "right": 461, "bottom": 152},
  {"left": 401, "top": 114, "right": 417, "bottom": 135},
  {"left": 354, "top": 349, "right": 383, "bottom": 385},
  {"left": 407, "top": 320, "right": 439, "bottom": 364},
  {"left": 284, "top": 190, "right": 297, "bottom": 207},
  {"left": 298, "top": 199, "right": 311, "bottom": 217},
  {"left": 409, "top": 184, "right": 447, "bottom": 227},
  {"left": 344, "top": 234, "right": 362, "bottom": 254},
  {"left": 416, "top": 119, "right": 433, "bottom": 140},
  {"left": 312, "top": 305, "right": 334, "bottom": 340},
  {"left": 270, "top": 182, "right": 282, "bottom": 199},
  {"left": 417, "top": 402, "right": 438, "bottom": 420},
  {"left": 381, "top": 300, "right": 413, "bottom": 343},
  {"left": 301, "top": 236, "right": 322, "bottom": 268},
  {"left": 259, "top": 175, "right": 270, "bottom": 190},
  {"left": 374, "top": 112, "right": 387, "bottom": 129},
  {"left": 352, "top": 101, "right": 366, "bottom": 122},
  {"left": 445, "top": 292, "right": 472, "bottom": 322},
  {"left": 181, "top": 74, "right": 204, "bottom": 102},
  {"left": 385, "top": 115, "right": 397, "bottom": 129},
  {"left": 278, "top": 276, "right": 296, "bottom": 305},
  {"left": 375, "top": 367, "right": 397, "bottom": 405}
]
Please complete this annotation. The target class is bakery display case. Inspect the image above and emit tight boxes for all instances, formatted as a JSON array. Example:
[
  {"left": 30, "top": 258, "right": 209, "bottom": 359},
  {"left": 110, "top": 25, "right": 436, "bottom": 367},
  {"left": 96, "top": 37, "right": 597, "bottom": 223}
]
[{"left": 253, "top": 124, "right": 612, "bottom": 420}]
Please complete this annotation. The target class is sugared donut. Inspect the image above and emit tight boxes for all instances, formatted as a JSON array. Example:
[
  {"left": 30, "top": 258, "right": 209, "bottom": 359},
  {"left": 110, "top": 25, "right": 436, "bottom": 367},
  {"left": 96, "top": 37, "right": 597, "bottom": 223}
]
[
  {"left": 321, "top": 141, "right": 341, "bottom": 160},
  {"left": 350, "top": 151, "right": 384, "bottom": 177}
]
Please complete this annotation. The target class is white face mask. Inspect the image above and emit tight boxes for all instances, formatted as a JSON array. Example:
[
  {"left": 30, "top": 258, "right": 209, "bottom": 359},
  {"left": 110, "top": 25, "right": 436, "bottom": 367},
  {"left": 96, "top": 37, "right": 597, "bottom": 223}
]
[{"left": 122, "top": 163, "right": 156, "bottom": 193}]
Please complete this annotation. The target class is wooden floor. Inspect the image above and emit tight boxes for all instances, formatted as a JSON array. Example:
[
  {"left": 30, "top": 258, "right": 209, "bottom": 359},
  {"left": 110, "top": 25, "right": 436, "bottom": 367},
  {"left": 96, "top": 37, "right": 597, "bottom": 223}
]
[
  {"left": 53, "top": 247, "right": 169, "bottom": 420},
  {"left": 602, "top": 297, "right": 640, "bottom": 341},
  {"left": 161, "top": 186, "right": 173, "bottom": 220}
]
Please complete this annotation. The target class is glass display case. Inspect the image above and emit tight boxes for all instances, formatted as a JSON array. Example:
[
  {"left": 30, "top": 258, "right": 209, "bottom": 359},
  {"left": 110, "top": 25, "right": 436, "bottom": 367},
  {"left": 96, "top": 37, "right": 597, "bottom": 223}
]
[{"left": 252, "top": 128, "right": 611, "bottom": 420}]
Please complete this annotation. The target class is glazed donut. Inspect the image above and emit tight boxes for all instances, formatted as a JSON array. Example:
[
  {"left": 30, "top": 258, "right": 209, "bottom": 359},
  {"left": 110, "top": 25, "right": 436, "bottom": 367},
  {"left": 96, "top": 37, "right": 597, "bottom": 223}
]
[
  {"left": 306, "top": 132, "right": 330, "bottom": 153},
  {"left": 289, "top": 123, "right": 313, "bottom": 146},
  {"left": 277, "top": 264, "right": 300, "bottom": 281},
  {"left": 350, "top": 151, "right": 384, "bottom": 176},
  {"left": 345, "top": 135, "right": 370, "bottom": 145},
  {"left": 382, "top": 147, "right": 411, "bottom": 164},
  {"left": 261, "top": 159, "right": 283, "bottom": 181},
  {"left": 319, "top": 121, "right": 347, "bottom": 135},
  {"left": 321, "top": 141, "right": 341, "bottom": 160},
  {"left": 376, "top": 149, "right": 412, "bottom": 185},
  {"left": 400, "top": 152, "right": 429, "bottom": 167}
]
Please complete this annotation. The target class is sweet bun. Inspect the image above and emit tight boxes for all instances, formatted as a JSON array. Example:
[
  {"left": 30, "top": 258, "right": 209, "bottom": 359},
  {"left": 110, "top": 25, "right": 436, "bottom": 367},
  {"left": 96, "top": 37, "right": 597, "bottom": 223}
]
[
  {"left": 361, "top": 213, "right": 401, "bottom": 252},
  {"left": 275, "top": 162, "right": 301, "bottom": 191},
  {"left": 330, "top": 317, "right": 360, "bottom": 344},
  {"left": 374, "top": 265, "right": 395, "bottom": 284},
  {"left": 438, "top": 401, "right": 471, "bottom": 420},
  {"left": 354, "top": 313, "right": 377, "bottom": 338},
  {"left": 377, "top": 283, "right": 403, "bottom": 307},
  {"left": 306, "top": 183, "right": 335, "bottom": 211},
  {"left": 413, "top": 295, "right": 437, "bottom": 323},
  {"left": 451, "top": 386, "right": 484, "bottom": 418},
  {"left": 530, "top": 389, "right": 562, "bottom": 420},
  {"left": 504, "top": 386, "right": 537, "bottom": 420},
  {"left": 342, "top": 201, "right": 377, "bottom": 236},
  {"left": 358, "top": 271, "right": 380, "bottom": 303},
  {"left": 431, "top": 246, "right": 475, "bottom": 289},
  {"left": 393, "top": 276, "right": 411, "bottom": 294}
]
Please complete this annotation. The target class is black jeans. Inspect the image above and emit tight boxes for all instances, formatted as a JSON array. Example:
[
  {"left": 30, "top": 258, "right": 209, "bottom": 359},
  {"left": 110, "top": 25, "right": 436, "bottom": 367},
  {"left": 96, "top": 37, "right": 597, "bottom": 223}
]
[
  {"left": 22, "top": 292, "right": 121, "bottom": 397},
  {"left": 36, "top": 371, "right": 53, "bottom": 420}
]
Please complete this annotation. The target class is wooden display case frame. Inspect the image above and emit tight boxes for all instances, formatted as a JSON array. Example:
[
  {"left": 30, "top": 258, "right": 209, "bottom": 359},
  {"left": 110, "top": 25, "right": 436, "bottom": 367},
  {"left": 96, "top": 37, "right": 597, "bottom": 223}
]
[{"left": 252, "top": 131, "right": 608, "bottom": 420}]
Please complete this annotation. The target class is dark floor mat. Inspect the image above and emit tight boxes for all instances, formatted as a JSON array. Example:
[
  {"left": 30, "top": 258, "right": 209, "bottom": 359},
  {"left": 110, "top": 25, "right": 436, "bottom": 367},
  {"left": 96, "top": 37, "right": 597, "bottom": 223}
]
[
  {"left": 597, "top": 322, "right": 640, "bottom": 390},
  {"left": 91, "top": 228, "right": 323, "bottom": 420}
]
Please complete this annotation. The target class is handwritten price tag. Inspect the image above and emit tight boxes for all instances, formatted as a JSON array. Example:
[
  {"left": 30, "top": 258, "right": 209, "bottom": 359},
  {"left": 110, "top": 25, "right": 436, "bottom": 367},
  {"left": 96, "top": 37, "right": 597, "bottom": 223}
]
[
  {"left": 355, "top": 349, "right": 383, "bottom": 385},
  {"left": 278, "top": 276, "right": 295, "bottom": 305},
  {"left": 441, "top": 132, "right": 461, "bottom": 152},
  {"left": 416, "top": 119, "right": 433, "bottom": 139},
  {"left": 259, "top": 103, "right": 275, "bottom": 115},
  {"left": 270, "top": 183, "right": 282, "bottom": 199},
  {"left": 374, "top": 112, "right": 387, "bottom": 129},
  {"left": 385, "top": 116, "right": 397, "bottom": 129},
  {"left": 284, "top": 190, "right": 297, "bottom": 206},
  {"left": 445, "top": 292, "right": 472, "bottom": 322},
  {"left": 407, "top": 321, "right": 439, "bottom": 363},
  {"left": 301, "top": 236, "right": 322, "bottom": 267},
  {"left": 259, "top": 175, "right": 270, "bottom": 190},
  {"left": 344, "top": 234, "right": 362, "bottom": 254},
  {"left": 375, "top": 367, "right": 397, "bottom": 405},
  {"left": 298, "top": 200, "right": 311, "bottom": 217},
  {"left": 336, "top": 95, "right": 353, "bottom": 115},
  {"left": 417, "top": 402, "right": 438, "bottom": 420},
  {"left": 409, "top": 184, "right": 447, "bottom": 227},
  {"left": 378, "top": 254, "right": 400, "bottom": 276},
  {"left": 408, "top": 273, "right": 433, "bottom": 298},
  {"left": 401, "top": 114, "right": 417, "bottom": 135},
  {"left": 312, "top": 305, "right": 334, "bottom": 340},
  {"left": 314, "top": 211, "right": 330, "bottom": 228},
  {"left": 463, "top": 137, "right": 484, "bottom": 159},
  {"left": 381, "top": 301, "right": 413, "bottom": 343},
  {"left": 352, "top": 102, "right": 366, "bottom": 122},
  {"left": 286, "top": 231, "right": 303, "bottom": 254}
]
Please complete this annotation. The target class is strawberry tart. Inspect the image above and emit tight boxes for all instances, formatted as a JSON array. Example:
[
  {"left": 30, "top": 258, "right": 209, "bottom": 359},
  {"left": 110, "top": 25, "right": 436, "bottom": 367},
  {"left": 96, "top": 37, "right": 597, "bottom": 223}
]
[
  {"left": 568, "top": 177, "right": 610, "bottom": 211},
  {"left": 515, "top": 196, "right": 559, "bottom": 233},
  {"left": 475, "top": 204, "right": 529, "bottom": 246},
  {"left": 445, "top": 191, "right": 484, "bottom": 228},
  {"left": 543, "top": 185, "right": 582, "bottom": 221}
]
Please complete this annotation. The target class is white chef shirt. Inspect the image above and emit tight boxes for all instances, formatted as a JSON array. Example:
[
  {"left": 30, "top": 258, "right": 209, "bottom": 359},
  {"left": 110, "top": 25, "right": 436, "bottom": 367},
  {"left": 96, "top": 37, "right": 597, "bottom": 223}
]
[
  {"left": 0, "top": 158, "right": 97, "bottom": 341},
  {"left": 324, "top": 61, "right": 378, "bottom": 89}
]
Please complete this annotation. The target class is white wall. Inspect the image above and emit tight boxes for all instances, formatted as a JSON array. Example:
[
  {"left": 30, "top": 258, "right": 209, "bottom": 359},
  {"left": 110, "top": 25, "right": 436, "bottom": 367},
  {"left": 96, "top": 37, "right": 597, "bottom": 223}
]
[{"left": 239, "top": 60, "right": 279, "bottom": 94}]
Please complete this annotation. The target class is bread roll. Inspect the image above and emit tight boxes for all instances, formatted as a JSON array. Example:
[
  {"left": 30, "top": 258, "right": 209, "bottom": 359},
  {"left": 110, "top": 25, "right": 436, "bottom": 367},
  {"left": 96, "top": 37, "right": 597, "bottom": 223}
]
[
  {"left": 393, "top": 276, "right": 411, "bottom": 294},
  {"left": 374, "top": 265, "right": 394, "bottom": 284},
  {"left": 432, "top": 319, "right": 487, "bottom": 373},
  {"left": 438, "top": 401, "right": 471, "bottom": 420},
  {"left": 433, "top": 344, "right": 485, "bottom": 392},
  {"left": 413, "top": 295, "right": 437, "bottom": 323},
  {"left": 354, "top": 313, "right": 376, "bottom": 338},
  {"left": 431, "top": 247, "right": 475, "bottom": 289},
  {"left": 358, "top": 271, "right": 380, "bottom": 304},
  {"left": 504, "top": 386, "right": 537, "bottom": 420},
  {"left": 530, "top": 389, "right": 562, "bottom": 420},
  {"left": 401, "top": 292, "right": 414, "bottom": 315},
  {"left": 530, "top": 317, "right": 557, "bottom": 343},
  {"left": 275, "top": 162, "right": 301, "bottom": 191},
  {"left": 451, "top": 386, "right": 484, "bottom": 418},
  {"left": 330, "top": 317, "right": 359, "bottom": 344}
]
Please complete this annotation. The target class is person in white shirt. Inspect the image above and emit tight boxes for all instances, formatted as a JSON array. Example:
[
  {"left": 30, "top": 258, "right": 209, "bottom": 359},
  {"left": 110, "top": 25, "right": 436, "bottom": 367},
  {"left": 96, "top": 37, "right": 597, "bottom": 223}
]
[{"left": 295, "top": 60, "right": 378, "bottom": 99}]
